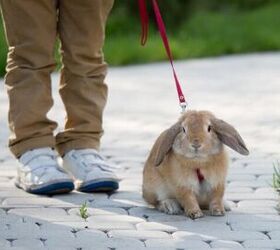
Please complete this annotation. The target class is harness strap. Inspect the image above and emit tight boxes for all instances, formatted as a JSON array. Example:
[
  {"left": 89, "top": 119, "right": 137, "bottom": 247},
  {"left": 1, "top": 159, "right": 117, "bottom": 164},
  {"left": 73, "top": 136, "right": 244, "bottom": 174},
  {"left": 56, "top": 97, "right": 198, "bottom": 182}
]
[{"left": 196, "top": 169, "right": 205, "bottom": 183}]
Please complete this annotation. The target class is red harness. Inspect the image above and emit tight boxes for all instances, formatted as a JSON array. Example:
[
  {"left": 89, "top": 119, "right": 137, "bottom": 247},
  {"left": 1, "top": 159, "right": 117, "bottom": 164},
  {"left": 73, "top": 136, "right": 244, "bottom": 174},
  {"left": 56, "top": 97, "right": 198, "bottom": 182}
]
[{"left": 196, "top": 169, "right": 205, "bottom": 183}]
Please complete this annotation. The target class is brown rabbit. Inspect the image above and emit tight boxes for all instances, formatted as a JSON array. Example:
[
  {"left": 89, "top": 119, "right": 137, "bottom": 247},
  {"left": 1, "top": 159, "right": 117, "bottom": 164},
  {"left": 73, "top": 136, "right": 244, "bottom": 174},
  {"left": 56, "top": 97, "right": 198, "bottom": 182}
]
[{"left": 142, "top": 110, "right": 249, "bottom": 219}]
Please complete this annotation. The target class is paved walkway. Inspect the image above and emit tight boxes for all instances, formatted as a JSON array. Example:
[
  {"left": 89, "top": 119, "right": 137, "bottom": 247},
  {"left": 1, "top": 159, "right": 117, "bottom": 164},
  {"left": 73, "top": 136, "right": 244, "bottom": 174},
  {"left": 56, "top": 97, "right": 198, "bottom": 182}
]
[{"left": 0, "top": 53, "right": 280, "bottom": 250}]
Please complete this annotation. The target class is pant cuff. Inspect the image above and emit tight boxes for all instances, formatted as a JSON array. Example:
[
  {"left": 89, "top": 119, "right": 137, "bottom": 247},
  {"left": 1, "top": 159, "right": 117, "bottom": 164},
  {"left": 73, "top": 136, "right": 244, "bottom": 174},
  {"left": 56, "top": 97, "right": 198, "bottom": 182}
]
[
  {"left": 55, "top": 138, "right": 100, "bottom": 156},
  {"left": 10, "top": 136, "right": 56, "bottom": 158}
]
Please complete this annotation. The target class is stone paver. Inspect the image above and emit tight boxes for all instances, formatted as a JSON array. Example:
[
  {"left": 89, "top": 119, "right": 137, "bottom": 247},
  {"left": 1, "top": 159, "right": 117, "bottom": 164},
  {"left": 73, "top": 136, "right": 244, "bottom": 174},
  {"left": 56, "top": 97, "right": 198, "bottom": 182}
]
[
  {"left": 173, "top": 230, "right": 268, "bottom": 241},
  {"left": 243, "top": 240, "right": 280, "bottom": 249},
  {"left": 145, "top": 239, "right": 210, "bottom": 248},
  {"left": 210, "top": 240, "right": 243, "bottom": 248},
  {"left": 108, "top": 229, "right": 171, "bottom": 240},
  {"left": 1, "top": 53, "right": 280, "bottom": 249}
]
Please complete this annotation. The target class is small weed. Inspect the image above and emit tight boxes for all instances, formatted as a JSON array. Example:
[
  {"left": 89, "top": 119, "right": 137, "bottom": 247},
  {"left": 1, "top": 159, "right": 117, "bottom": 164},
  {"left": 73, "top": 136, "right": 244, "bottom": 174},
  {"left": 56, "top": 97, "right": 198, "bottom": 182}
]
[
  {"left": 272, "top": 161, "right": 280, "bottom": 192},
  {"left": 79, "top": 202, "right": 89, "bottom": 220}
]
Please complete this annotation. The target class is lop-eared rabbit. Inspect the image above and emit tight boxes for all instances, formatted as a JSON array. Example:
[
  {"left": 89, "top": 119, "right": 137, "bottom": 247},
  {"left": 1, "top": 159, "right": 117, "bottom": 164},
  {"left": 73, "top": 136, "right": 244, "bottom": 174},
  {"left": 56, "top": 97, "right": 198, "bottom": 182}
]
[{"left": 143, "top": 110, "right": 249, "bottom": 219}]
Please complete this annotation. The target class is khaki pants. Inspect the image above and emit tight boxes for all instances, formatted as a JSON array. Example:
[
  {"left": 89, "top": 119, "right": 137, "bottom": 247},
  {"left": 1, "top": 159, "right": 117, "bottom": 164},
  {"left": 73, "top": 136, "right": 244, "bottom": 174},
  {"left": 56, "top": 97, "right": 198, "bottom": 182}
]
[{"left": 0, "top": 0, "right": 114, "bottom": 157}]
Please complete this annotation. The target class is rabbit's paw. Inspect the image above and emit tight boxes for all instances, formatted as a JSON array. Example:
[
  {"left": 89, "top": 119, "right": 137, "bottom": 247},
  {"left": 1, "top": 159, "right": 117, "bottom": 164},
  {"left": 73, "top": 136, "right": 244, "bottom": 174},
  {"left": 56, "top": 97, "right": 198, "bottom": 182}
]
[
  {"left": 157, "top": 199, "right": 183, "bottom": 215},
  {"left": 210, "top": 206, "right": 225, "bottom": 216},
  {"left": 186, "top": 208, "right": 204, "bottom": 220}
]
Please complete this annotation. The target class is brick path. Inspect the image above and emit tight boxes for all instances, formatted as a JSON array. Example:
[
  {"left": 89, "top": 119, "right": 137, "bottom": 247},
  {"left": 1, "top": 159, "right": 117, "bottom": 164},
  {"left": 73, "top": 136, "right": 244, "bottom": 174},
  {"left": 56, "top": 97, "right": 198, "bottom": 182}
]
[{"left": 0, "top": 53, "right": 280, "bottom": 250}]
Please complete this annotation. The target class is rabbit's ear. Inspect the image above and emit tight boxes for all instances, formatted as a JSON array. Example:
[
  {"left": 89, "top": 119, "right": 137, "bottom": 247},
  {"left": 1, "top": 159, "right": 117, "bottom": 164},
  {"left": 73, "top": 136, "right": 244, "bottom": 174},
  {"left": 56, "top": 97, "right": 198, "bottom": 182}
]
[
  {"left": 154, "top": 122, "right": 182, "bottom": 166},
  {"left": 211, "top": 118, "right": 249, "bottom": 155}
]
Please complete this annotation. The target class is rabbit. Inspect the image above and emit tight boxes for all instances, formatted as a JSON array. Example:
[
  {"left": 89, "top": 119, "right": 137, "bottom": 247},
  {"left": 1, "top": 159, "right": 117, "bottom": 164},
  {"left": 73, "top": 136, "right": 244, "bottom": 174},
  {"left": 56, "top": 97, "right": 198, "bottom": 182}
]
[{"left": 142, "top": 110, "right": 249, "bottom": 219}]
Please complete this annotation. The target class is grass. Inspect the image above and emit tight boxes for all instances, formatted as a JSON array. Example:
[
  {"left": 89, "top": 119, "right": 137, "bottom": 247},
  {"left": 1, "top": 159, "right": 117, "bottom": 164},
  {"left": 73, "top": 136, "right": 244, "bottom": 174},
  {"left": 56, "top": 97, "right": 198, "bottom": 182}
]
[
  {"left": 0, "top": 15, "right": 7, "bottom": 77},
  {"left": 272, "top": 162, "right": 280, "bottom": 192},
  {"left": 79, "top": 202, "right": 89, "bottom": 220},
  {"left": 104, "top": 3, "right": 280, "bottom": 65},
  {"left": 1, "top": 3, "right": 280, "bottom": 76}
]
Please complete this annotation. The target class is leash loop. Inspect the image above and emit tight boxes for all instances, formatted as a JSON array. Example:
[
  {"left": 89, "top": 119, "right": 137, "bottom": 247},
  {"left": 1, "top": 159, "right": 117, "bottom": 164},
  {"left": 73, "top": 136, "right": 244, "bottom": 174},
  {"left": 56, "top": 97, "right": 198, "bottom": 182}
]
[
  {"left": 138, "top": 0, "right": 149, "bottom": 45},
  {"left": 138, "top": 0, "right": 188, "bottom": 113}
]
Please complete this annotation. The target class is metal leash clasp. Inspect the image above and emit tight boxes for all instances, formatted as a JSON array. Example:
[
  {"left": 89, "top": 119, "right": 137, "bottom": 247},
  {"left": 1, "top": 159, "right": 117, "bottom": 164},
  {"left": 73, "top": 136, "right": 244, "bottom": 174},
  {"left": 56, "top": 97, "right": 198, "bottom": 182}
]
[{"left": 180, "top": 101, "right": 188, "bottom": 114}]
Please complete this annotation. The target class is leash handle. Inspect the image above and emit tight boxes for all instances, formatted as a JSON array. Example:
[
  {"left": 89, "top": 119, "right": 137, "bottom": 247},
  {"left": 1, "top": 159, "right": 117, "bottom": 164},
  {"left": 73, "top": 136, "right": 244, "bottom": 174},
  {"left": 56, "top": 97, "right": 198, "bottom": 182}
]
[{"left": 138, "top": 0, "right": 187, "bottom": 112}]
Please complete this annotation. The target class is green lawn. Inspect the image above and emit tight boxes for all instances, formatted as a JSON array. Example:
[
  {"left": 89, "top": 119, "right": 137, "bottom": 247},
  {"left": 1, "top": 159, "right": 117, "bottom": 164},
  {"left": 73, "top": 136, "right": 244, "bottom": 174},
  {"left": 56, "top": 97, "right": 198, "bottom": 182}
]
[
  {"left": 104, "top": 3, "right": 280, "bottom": 65},
  {"left": 0, "top": 15, "right": 7, "bottom": 77},
  {"left": 1, "top": 3, "right": 280, "bottom": 76}
]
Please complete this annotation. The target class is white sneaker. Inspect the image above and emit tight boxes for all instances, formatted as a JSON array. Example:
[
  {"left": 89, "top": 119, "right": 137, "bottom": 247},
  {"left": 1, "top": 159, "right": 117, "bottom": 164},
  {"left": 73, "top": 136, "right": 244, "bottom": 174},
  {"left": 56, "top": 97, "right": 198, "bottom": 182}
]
[
  {"left": 62, "top": 149, "right": 120, "bottom": 192},
  {"left": 15, "top": 147, "right": 74, "bottom": 195}
]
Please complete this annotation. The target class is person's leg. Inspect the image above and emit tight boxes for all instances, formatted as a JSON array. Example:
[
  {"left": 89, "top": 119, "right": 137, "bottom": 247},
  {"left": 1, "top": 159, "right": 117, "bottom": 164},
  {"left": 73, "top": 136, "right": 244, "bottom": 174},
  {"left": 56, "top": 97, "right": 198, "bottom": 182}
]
[
  {"left": 56, "top": 0, "right": 114, "bottom": 155},
  {"left": 0, "top": 0, "right": 58, "bottom": 158},
  {"left": 56, "top": 0, "right": 119, "bottom": 192},
  {"left": 0, "top": 0, "right": 74, "bottom": 194}
]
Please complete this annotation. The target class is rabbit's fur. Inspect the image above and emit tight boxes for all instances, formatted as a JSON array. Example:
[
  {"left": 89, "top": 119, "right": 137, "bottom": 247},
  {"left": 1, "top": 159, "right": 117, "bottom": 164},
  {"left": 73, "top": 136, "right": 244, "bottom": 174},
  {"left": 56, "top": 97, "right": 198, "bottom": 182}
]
[{"left": 143, "top": 110, "right": 249, "bottom": 219}]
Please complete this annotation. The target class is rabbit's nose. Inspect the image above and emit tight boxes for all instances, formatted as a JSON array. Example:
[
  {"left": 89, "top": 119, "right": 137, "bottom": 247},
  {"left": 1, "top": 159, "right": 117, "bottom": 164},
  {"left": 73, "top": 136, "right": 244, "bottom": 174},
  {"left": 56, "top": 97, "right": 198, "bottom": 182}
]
[
  {"left": 191, "top": 144, "right": 202, "bottom": 150},
  {"left": 191, "top": 140, "right": 202, "bottom": 150}
]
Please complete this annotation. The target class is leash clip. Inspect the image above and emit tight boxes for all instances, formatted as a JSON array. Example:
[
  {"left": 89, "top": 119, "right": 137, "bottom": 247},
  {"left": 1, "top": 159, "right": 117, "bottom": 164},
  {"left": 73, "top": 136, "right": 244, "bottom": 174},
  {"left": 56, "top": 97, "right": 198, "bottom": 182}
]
[{"left": 180, "top": 102, "right": 188, "bottom": 113}]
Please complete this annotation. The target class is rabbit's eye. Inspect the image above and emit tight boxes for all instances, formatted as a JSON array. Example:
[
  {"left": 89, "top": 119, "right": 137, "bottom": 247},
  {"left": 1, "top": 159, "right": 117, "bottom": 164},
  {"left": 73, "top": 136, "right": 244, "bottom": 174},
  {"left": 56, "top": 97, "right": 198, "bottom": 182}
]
[
  {"left": 208, "top": 125, "right": 211, "bottom": 132},
  {"left": 182, "top": 127, "right": 186, "bottom": 133}
]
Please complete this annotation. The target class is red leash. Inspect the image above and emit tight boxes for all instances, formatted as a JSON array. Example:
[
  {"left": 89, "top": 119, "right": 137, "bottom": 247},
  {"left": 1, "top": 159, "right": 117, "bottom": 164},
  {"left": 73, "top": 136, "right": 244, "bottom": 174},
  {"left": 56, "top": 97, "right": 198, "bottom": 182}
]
[{"left": 138, "top": 0, "right": 187, "bottom": 112}]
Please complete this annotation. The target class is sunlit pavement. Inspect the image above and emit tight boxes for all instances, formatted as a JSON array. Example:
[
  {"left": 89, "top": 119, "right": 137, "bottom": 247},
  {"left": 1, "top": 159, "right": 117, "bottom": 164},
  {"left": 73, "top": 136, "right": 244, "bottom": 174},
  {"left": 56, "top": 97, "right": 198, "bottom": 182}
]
[{"left": 0, "top": 53, "right": 280, "bottom": 249}]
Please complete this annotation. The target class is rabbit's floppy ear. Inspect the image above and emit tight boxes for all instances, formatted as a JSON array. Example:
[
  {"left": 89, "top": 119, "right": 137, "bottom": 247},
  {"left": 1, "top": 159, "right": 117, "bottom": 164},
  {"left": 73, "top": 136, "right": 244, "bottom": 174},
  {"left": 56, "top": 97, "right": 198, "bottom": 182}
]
[
  {"left": 154, "top": 122, "right": 182, "bottom": 166},
  {"left": 211, "top": 118, "right": 249, "bottom": 155}
]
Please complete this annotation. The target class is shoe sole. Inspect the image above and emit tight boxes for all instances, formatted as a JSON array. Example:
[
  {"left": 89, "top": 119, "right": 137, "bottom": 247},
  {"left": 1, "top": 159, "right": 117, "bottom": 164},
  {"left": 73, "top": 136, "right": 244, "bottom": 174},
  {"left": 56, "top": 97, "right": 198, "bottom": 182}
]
[
  {"left": 15, "top": 180, "right": 74, "bottom": 195},
  {"left": 78, "top": 180, "right": 119, "bottom": 193}
]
